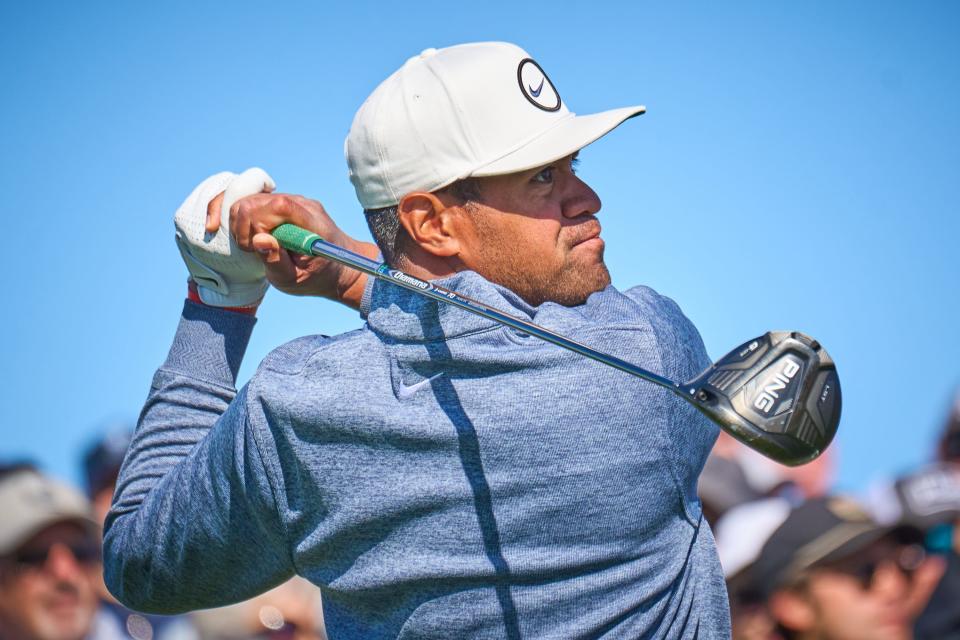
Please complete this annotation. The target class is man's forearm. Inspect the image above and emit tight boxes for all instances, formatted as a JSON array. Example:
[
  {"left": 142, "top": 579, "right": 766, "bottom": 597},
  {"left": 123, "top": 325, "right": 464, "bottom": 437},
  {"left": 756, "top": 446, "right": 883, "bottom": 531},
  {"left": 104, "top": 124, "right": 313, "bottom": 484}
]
[{"left": 109, "top": 301, "right": 255, "bottom": 514}]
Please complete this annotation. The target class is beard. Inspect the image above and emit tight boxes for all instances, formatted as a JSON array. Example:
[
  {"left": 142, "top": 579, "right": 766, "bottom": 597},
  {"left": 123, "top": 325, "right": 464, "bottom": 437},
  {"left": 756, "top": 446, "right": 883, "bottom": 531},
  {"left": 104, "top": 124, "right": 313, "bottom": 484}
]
[
  {"left": 528, "top": 258, "right": 611, "bottom": 306},
  {"left": 471, "top": 219, "right": 611, "bottom": 307}
]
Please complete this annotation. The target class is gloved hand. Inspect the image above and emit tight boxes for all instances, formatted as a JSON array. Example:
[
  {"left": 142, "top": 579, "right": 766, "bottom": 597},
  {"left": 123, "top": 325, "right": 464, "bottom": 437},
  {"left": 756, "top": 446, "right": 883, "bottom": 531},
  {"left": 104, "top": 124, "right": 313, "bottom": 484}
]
[{"left": 174, "top": 168, "right": 276, "bottom": 307}]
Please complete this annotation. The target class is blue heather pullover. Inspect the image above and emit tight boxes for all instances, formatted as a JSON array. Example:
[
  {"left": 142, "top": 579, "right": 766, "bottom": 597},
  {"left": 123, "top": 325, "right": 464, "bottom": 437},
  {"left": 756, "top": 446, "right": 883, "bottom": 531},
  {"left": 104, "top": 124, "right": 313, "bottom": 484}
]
[{"left": 104, "top": 271, "right": 730, "bottom": 638}]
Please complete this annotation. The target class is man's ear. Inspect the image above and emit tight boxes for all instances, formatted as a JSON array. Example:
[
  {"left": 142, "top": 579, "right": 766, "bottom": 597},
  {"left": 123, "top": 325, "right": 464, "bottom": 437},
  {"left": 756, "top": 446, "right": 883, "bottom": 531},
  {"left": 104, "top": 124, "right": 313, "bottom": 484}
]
[
  {"left": 397, "top": 192, "right": 462, "bottom": 258},
  {"left": 768, "top": 588, "right": 815, "bottom": 632}
]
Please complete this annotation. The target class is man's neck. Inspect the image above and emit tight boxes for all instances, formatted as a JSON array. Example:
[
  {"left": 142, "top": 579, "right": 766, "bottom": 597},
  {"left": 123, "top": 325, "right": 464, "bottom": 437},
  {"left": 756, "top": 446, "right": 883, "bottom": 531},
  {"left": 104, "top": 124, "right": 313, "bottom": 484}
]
[{"left": 392, "top": 251, "right": 460, "bottom": 283}]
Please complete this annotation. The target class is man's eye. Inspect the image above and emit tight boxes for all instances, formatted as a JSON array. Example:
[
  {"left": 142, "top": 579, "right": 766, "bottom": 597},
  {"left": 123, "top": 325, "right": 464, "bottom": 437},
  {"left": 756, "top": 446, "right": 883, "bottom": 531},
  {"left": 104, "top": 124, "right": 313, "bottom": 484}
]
[{"left": 532, "top": 167, "right": 554, "bottom": 184}]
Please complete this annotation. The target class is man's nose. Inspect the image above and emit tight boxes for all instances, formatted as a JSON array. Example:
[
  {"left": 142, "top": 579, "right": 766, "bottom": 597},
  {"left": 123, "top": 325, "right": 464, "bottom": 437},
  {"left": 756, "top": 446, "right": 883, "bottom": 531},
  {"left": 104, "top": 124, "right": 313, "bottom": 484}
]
[
  {"left": 562, "top": 174, "right": 602, "bottom": 219},
  {"left": 872, "top": 560, "right": 911, "bottom": 599},
  {"left": 45, "top": 543, "right": 86, "bottom": 582}
]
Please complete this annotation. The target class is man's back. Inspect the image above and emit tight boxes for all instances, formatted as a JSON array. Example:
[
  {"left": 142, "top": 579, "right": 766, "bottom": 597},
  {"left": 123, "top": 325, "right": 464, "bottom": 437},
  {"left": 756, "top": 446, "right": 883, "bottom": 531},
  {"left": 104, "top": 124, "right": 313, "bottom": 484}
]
[{"left": 106, "top": 272, "right": 730, "bottom": 638}]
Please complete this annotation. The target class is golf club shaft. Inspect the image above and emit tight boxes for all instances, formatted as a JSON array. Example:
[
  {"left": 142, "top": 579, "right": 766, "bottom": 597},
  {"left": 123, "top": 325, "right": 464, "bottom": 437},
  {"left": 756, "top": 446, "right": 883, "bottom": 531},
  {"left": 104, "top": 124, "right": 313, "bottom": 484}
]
[{"left": 272, "top": 224, "right": 682, "bottom": 394}]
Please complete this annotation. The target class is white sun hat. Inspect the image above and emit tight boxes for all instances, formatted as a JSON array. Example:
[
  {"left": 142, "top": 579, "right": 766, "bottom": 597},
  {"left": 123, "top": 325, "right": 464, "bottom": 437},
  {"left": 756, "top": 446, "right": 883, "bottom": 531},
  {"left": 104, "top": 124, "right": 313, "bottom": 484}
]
[
  {"left": 715, "top": 497, "right": 793, "bottom": 579},
  {"left": 346, "top": 41, "right": 646, "bottom": 210},
  {"left": 0, "top": 467, "right": 98, "bottom": 555}
]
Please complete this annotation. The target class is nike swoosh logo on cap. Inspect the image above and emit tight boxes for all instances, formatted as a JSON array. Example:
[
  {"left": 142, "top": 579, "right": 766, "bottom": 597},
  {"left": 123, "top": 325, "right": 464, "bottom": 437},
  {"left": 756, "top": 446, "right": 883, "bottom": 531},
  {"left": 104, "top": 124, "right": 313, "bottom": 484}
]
[
  {"left": 529, "top": 78, "right": 545, "bottom": 97},
  {"left": 398, "top": 373, "right": 444, "bottom": 399}
]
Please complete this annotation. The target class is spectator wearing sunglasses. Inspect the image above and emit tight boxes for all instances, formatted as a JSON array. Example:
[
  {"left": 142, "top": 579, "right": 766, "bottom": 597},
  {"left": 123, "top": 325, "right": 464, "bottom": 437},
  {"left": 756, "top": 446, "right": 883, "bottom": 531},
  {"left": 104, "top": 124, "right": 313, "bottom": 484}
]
[
  {"left": 867, "top": 391, "right": 960, "bottom": 639},
  {"left": 752, "top": 496, "right": 935, "bottom": 640},
  {"left": 0, "top": 464, "right": 101, "bottom": 640}
]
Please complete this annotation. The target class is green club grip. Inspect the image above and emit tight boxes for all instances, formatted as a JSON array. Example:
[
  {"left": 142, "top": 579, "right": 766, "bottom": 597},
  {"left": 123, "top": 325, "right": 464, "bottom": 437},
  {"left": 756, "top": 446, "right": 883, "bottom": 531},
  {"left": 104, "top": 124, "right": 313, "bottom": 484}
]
[{"left": 272, "top": 224, "right": 323, "bottom": 255}]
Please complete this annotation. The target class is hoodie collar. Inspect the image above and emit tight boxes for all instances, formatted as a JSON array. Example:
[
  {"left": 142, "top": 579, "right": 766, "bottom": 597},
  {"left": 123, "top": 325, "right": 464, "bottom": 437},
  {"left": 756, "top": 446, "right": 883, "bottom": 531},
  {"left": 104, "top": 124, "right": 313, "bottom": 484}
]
[{"left": 365, "top": 271, "right": 536, "bottom": 342}]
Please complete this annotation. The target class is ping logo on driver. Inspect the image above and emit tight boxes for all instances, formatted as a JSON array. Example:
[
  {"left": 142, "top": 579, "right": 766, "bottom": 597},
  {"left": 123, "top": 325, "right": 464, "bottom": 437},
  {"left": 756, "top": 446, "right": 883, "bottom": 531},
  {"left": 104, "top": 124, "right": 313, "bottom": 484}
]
[{"left": 753, "top": 358, "right": 802, "bottom": 414}]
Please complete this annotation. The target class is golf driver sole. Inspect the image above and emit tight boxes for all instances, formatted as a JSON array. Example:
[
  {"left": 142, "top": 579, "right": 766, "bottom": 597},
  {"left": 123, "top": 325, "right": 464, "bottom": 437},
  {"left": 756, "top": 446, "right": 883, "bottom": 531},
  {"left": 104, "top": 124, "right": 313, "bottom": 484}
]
[{"left": 272, "top": 224, "right": 840, "bottom": 466}]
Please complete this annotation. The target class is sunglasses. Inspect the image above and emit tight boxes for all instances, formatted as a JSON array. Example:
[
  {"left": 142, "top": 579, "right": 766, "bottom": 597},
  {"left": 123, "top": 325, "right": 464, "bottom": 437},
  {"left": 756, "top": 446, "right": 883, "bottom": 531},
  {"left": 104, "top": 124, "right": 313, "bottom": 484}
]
[
  {"left": 829, "top": 543, "right": 927, "bottom": 591},
  {"left": 9, "top": 541, "right": 102, "bottom": 569}
]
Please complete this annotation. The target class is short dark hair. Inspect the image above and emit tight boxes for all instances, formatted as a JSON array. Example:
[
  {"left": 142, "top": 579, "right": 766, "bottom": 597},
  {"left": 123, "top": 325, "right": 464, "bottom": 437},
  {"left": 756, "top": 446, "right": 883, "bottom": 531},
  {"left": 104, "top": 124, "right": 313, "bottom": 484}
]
[{"left": 363, "top": 178, "right": 483, "bottom": 266}]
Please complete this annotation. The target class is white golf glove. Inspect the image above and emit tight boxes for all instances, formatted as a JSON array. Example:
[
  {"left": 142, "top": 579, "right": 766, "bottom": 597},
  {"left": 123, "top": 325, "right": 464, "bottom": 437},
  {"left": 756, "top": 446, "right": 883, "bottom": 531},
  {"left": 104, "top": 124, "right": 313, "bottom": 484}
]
[{"left": 174, "top": 167, "right": 275, "bottom": 307}]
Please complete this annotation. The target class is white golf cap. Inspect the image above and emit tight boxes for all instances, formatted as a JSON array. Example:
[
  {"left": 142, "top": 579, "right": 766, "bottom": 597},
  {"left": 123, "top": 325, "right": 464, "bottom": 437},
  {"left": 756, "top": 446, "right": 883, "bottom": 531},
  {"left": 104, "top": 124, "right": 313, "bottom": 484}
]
[
  {"left": 346, "top": 41, "right": 646, "bottom": 209},
  {"left": 0, "top": 467, "right": 98, "bottom": 555}
]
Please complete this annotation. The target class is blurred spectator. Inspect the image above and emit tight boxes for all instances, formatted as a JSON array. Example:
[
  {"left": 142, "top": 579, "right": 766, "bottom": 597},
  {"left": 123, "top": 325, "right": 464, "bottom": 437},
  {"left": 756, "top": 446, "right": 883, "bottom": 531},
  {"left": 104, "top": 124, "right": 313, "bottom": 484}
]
[
  {"left": 867, "top": 390, "right": 960, "bottom": 638},
  {"left": 907, "top": 463, "right": 960, "bottom": 639},
  {"left": 698, "top": 452, "right": 763, "bottom": 527},
  {"left": 189, "top": 579, "right": 326, "bottom": 640},
  {"left": 754, "top": 496, "right": 941, "bottom": 640},
  {"left": 699, "top": 432, "right": 836, "bottom": 527},
  {"left": 736, "top": 444, "right": 835, "bottom": 503},
  {"left": 714, "top": 497, "right": 792, "bottom": 640},
  {"left": 82, "top": 431, "right": 132, "bottom": 527},
  {"left": 908, "top": 389, "right": 960, "bottom": 640},
  {"left": 936, "top": 390, "right": 960, "bottom": 463},
  {"left": 0, "top": 464, "right": 100, "bottom": 640},
  {"left": 872, "top": 463, "right": 960, "bottom": 535}
]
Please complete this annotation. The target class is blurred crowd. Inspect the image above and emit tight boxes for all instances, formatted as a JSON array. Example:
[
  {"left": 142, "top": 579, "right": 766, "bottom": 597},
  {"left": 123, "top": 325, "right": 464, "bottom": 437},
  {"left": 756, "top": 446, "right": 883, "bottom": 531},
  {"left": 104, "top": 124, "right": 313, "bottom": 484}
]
[
  {"left": 703, "top": 391, "right": 960, "bottom": 639},
  {"left": 0, "top": 431, "right": 328, "bottom": 640},
  {"left": 2, "top": 392, "right": 958, "bottom": 640}
]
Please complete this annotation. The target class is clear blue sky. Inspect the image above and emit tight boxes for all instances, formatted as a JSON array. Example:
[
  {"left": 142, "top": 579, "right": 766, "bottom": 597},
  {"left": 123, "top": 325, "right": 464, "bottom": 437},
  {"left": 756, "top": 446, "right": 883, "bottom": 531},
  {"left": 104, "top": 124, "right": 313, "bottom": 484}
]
[{"left": 2, "top": 2, "right": 957, "bottom": 496}]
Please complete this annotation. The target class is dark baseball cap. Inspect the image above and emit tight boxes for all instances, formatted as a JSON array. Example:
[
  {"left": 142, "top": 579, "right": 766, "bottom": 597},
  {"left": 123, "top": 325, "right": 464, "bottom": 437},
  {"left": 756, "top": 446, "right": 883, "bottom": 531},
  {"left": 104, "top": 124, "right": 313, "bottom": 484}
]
[
  {"left": 894, "top": 463, "right": 960, "bottom": 529},
  {"left": 82, "top": 429, "right": 132, "bottom": 497},
  {"left": 752, "top": 495, "right": 922, "bottom": 595}
]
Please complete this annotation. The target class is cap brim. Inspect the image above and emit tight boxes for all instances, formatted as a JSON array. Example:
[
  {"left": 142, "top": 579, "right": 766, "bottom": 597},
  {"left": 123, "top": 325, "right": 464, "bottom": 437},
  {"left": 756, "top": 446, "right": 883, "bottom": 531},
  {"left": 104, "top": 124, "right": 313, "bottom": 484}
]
[
  {"left": 814, "top": 525, "right": 895, "bottom": 566},
  {"left": 781, "top": 522, "right": 922, "bottom": 584},
  {"left": 471, "top": 105, "right": 645, "bottom": 177},
  {"left": 821, "top": 523, "right": 926, "bottom": 564},
  {"left": 2, "top": 514, "right": 100, "bottom": 556}
]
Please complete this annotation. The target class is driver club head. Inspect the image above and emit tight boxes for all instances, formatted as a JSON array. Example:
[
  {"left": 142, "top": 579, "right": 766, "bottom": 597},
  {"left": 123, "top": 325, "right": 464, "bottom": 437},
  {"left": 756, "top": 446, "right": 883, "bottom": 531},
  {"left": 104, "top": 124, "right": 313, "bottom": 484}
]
[{"left": 680, "top": 331, "right": 841, "bottom": 466}]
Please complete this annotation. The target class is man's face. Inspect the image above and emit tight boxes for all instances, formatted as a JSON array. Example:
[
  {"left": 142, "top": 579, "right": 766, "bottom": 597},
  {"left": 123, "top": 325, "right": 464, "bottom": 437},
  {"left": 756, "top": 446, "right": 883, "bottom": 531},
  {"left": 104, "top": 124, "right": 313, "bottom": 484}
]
[
  {"left": 453, "top": 153, "right": 608, "bottom": 306},
  {"left": 0, "top": 522, "right": 100, "bottom": 640},
  {"left": 774, "top": 541, "right": 919, "bottom": 640}
]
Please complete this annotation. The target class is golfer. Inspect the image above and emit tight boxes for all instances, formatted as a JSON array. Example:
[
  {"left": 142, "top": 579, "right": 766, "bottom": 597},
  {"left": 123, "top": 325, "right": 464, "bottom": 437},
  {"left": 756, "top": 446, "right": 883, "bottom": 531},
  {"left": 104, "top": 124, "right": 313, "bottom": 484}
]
[{"left": 105, "top": 42, "right": 730, "bottom": 638}]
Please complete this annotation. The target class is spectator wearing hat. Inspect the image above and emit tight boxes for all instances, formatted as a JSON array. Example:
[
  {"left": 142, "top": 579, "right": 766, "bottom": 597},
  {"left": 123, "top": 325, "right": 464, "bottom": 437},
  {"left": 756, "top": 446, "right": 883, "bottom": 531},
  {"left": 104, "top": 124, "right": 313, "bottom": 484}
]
[
  {"left": 755, "top": 496, "right": 936, "bottom": 640},
  {"left": 699, "top": 432, "right": 836, "bottom": 529},
  {"left": 898, "top": 462, "right": 960, "bottom": 639},
  {"left": 908, "top": 389, "right": 960, "bottom": 640},
  {"left": 713, "top": 497, "right": 792, "bottom": 640},
  {"left": 82, "top": 431, "right": 132, "bottom": 531},
  {"left": 0, "top": 464, "right": 101, "bottom": 640},
  {"left": 868, "top": 390, "right": 960, "bottom": 639},
  {"left": 697, "top": 449, "right": 764, "bottom": 528}
]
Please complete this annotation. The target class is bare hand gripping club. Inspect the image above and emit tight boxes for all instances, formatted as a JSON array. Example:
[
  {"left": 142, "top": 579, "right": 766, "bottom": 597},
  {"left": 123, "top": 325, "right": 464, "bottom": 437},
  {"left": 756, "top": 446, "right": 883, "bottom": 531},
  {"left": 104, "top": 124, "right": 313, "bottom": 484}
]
[{"left": 272, "top": 223, "right": 841, "bottom": 466}]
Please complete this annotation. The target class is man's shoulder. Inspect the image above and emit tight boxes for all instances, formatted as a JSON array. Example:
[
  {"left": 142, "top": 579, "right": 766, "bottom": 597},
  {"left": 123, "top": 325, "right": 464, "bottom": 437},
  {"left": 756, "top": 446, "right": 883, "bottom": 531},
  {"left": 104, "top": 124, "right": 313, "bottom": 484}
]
[
  {"left": 620, "top": 284, "right": 700, "bottom": 334},
  {"left": 254, "top": 326, "right": 379, "bottom": 378},
  {"left": 574, "top": 284, "right": 710, "bottom": 378},
  {"left": 569, "top": 283, "right": 697, "bottom": 330}
]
